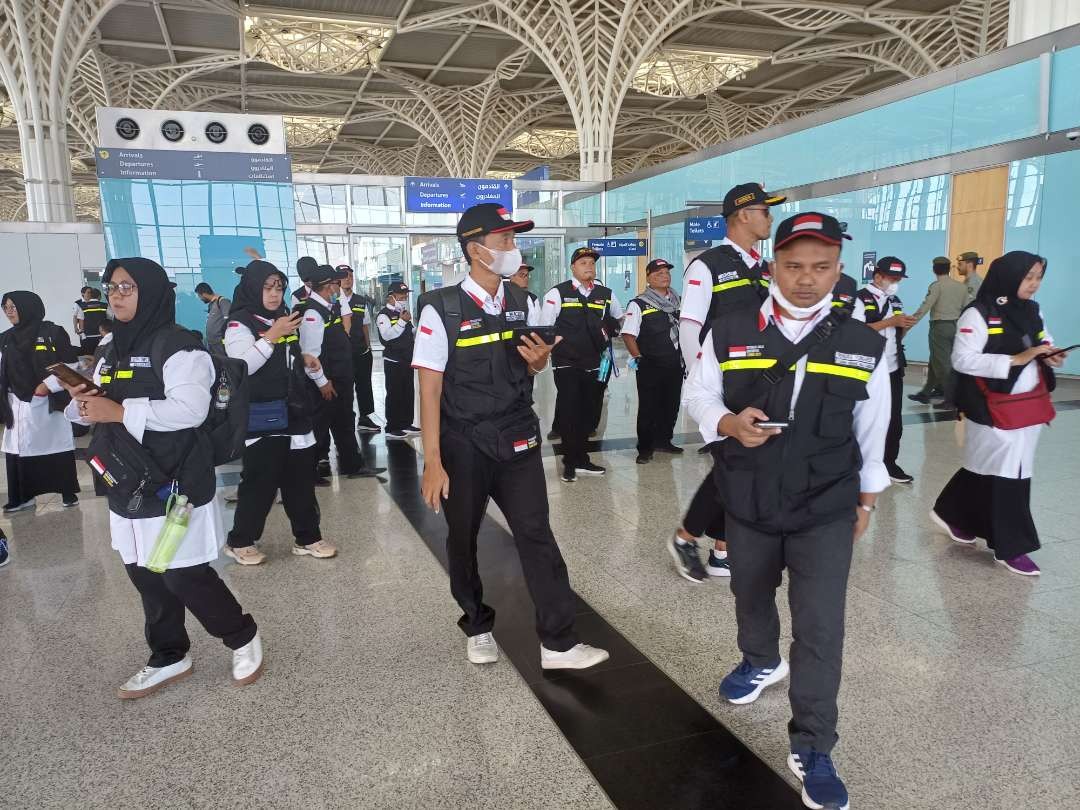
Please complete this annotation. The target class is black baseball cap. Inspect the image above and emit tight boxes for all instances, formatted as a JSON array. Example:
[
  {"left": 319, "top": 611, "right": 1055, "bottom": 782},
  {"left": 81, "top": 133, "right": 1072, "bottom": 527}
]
[
  {"left": 336, "top": 263, "right": 354, "bottom": 274},
  {"left": 388, "top": 281, "right": 411, "bottom": 295},
  {"left": 646, "top": 259, "right": 674, "bottom": 274},
  {"left": 456, "top": 203, "right": 534, "bottom": 242},
  {"left": 571, "top": 246, "right": 600, "bottom": 263},
  {"left": 296, "top": 255, "right": 319, "bottom": 282},
  {"left": 875, "top": 256, "right": 908, "bottom": 277},
  {"left": 773, "top": 212, "right": 852, "bottom": 250},
  {"left": 518, "top": 264, "right": 534, "bottom": 273},
  {"left": 722, "top": 183, "right": 786, "bottom": 218},
  {"left": 308, "top": 264, "right": 348, "bottom": 286}
]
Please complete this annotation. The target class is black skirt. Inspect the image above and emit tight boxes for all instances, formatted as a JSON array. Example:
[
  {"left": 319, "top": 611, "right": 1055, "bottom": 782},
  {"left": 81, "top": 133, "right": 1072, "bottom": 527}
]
[
  {"left": 4, "top": 450, "right": 81, "bottom": 504},
  {"left": 934, "top": 468, "right": 1038, "bottom": 560}
]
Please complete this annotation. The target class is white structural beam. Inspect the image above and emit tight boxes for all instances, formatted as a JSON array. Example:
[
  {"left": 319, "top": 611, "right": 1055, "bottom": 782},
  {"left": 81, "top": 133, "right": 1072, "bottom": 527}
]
[{"left": 1008, "top": 0, "right": 1080, "bottom": 44}]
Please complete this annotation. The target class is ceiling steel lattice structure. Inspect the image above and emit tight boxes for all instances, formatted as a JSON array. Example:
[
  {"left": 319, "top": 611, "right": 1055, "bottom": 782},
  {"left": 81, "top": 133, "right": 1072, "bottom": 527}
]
[{"left": 0, "top": 0, "right": 1010, "bottom": 221}]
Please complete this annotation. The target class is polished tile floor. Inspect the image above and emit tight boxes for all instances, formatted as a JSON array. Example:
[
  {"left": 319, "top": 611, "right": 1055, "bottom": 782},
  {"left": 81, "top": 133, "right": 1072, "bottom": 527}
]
[{"left": 3, "top": 357, "right": 1080, "bottom": 809}]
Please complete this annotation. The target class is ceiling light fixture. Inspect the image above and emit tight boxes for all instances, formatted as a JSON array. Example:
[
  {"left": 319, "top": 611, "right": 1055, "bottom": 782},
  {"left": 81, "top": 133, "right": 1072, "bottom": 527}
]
[
  {"left": 633, "top": 47, "right": 760, "bottom": 98},
  {"left": 506, "top": 129, "right": 579, "bottom": 160},
  {"left": 244, "top": 15, "right": 393, "bottom": 75}
]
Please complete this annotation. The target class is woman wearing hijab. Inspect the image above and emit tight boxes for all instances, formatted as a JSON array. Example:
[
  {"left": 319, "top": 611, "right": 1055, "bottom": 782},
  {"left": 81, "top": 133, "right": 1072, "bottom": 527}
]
[
  {"left": 0, "top": 291, "right": 81, "bottom": 512},
  {"left": 931, "top": 251, "right": 1067, "bottom": 576},
  {"left": 222, "top": 259, "right": 336, "bottom": 565},
  {"left": 63, "top": 257, "right": 263, "bottom": 698}
]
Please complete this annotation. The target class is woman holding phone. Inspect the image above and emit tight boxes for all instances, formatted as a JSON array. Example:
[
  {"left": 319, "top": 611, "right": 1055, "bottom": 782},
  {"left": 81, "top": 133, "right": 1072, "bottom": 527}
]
[
  {"left": 931, "top": 251, "right": 1067, "bottom": 576},
  {"left": 222, "top": 259, "right": 335, "bottom": 565},
  {"left": 63, "top": 257, "right": 262, "bottom": 698},
  {"left": 0, "top": 291, "right": 81, "bottom": 512}
]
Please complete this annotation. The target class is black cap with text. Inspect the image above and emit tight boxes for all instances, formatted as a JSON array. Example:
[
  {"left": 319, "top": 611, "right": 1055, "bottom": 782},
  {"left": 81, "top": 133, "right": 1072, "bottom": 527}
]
[
  {"left": 875, "top": 256, "right": 908, "bottom": 278},
  {"left": 773, "top": 212, "right": 852, "bottom": 250},
  {"left": 456, "top": 203, "right": 534, "bottom": 242},
  {"left": 722, "top": 183, "right": 787, "bottom": 217}
]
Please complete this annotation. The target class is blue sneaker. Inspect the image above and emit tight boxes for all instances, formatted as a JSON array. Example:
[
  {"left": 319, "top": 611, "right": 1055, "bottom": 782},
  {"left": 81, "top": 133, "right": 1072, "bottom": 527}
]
[
  {"left": 788, "top": 749, "right": 849, "bottom": 810},
  {"left": 719, "top": 657, "right": 789, "bottom": 704},
  {"left": 0, "top": 532, "right": 9, "bottom": 568}
]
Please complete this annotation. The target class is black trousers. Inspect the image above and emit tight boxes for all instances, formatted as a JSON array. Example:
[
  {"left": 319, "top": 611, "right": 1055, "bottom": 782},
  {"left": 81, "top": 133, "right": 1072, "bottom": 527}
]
[
  {"left": 636, "top": 360, "right": 682, "bottom": 453},
  {"left": 313, "top": 374, "right": 362, "bottom": 473},
  {"left": 383, "top": 360, "right": 415, "bottom": 432},
  {"left": 5, "top": 451, "right": 79, "bottom": 504},
  {"left": 351, "top": 348, "right": 375, "bottom": 417},
  {"left": 440, "top": 427, "right": 578, "bottom": 651},
  {"left": 81, "top": 335, "right": 101, "bottom": 355},
  {"left": 727, "top": 515, "right": 854, "bottom": 753},
  {"left": 682, "top": 471, "right": 726, "bottom": 540},
  {"left": 228, "top": 438, "right": 320, "bottom": 548},
  {"left": 124, "top": 562, "right": 258, "bottom": 668},
  {"left": 554, "top": 366, "right": 602, "bottom": 468},
  {"left": 885, "top": 368, "right": 904, "bottom": 470},
  {"left": 935, "top": 468, "right": 1039, "bottom": 560}
]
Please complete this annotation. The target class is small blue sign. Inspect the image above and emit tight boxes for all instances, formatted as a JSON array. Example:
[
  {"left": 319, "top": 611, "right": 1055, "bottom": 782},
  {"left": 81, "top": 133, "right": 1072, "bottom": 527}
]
[
  {"left": 685, "top": 217, "right": 727, "bottom": 243},
  {"left": 588, "top": 238, "right": 647, "bottom": 257},
  {"left": 405, "top": 177, "right": 512, "bottom": 213},
  {"left": 862, "top": 251, "right": 877, "bottom": 283}
]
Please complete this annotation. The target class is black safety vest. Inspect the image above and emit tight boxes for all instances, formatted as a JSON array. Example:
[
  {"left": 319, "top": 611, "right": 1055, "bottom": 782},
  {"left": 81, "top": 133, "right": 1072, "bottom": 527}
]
[
  {"left": 831, "top": 274, "right": 858, "bottom": 316},
  {"left": 0, "top": 322, "right": 73, "bottom": 422},
  {"left": 378, "top": 306, "right": 415, "bottom": 364},
  {"left": 304, "top": 296, "right": 352, "bottom": 379},
  {"left": 97, "top": 326, "right": 215, "bottom": 517},
  {"left": 345, "top": 293, "right": 371, "bottom": 354},
  {"left": 550, "top": 280, "right": 613, "bottom": 369},
  {"left": 952, "top": 300, "right": 1053, "bottom": 426},
  {"left": 856, "top": 287, "right": 907, "bottom": 370},
  {"left": 228, "top": 311, "right": 311, "bottom": 438},
  {"left": 709, "top": 305, "right": 885, "bottom": 534},
  {"left": 695, "top": 245, "right": 770, "bottom": 341},
  {"left": 419, "top": 281, "right": 533, "bottom": 425},
  {"left": 76, "top": 299, "right": 108, "bottom": 335},
  {"left": 629, "top": 295, "right": 681, "bottom": 367}
]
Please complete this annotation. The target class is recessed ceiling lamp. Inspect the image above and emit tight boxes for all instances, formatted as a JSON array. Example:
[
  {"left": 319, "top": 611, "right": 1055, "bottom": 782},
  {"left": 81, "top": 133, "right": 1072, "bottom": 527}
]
[
  {"left": 633, "top": 47, "right": 760, "bottom": 98},
  {"left": 506, "top": 129, "right": 579, "bottom": 160},
  {"left": 283, "top": 115, "right": 343, "bottom": 148},
  {"left": 244, "top": 15, "right": 393, "bottom": 74}
]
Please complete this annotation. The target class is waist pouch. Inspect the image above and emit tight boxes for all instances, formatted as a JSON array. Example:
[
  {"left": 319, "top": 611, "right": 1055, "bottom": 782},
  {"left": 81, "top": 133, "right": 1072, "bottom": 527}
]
[
  {"left": 975, "top": 371, "right": 1056, "bottom": 430},
  {"left": 86, "top": 424, "right": 171, "bottom": 512},
  {"left": 248, "top": 398, "right": 289, "bottom": 434},
  {"left": 463, "top": 409, "right": 542, "bottom": 462}
]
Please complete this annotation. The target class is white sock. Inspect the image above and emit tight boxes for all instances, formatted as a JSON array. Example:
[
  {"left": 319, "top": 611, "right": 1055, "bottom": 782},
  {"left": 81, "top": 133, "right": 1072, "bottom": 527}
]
[
  {"left": 713, "top": 549, "right": 728, "bottom": 559},
  {"left": 674, "top": 534, "right": 692, "bottom": 546}
]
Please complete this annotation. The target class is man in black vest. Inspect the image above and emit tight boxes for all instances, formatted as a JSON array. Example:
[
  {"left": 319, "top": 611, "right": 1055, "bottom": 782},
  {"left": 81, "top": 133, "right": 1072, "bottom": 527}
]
[
  {"left": 338, "top": 263, "right": 379, "bottom": 434},
  {"left": 671, "top": 182, "right": 785, "bottom": 583},
  {"left": 509, "top": 262, "right": 538, "bottom": 305},
  {"left": 854, "top": 257, "right": 917, "bottom": 484},
  {"left": 74, "top": 288, "right": 108, "bottom": 354},
  {"left": 414, "top": 202, "right": 609, "bottom": 671},
  {"left": 684, "top": 212, "right": 890, "bottom": 810},
  {"left": 376, "top": 281, "right": 420, "bottom": 440},
  {"left": 622, "top": 258, "right": 683, "bottom": 463},
  {"left": 291, "top": 256, "right": 317, "bottom": 311},
  {"left": 298, "top": 264, "right": 382, "bottom": 480},
  {"left": 539, "top": 246, "right": 624, "bottom": 482}
]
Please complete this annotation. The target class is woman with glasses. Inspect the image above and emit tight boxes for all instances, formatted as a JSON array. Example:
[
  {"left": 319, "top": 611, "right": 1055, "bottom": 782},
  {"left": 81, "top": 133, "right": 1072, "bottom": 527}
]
[
  {"left": 63, "top": 258, "right": 262, "bottom": 698},
  {"left": 0, "top": 291, "right": 81, "bottom": 513},
  {"left": 222, "top": 259, "right": 336, "bottom": 565}
]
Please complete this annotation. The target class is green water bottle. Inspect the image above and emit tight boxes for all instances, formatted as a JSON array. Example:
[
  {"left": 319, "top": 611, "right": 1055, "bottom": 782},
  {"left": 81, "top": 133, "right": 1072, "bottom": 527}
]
[{"left": 146, "top": 494, "right": 191, "bottom": 573}]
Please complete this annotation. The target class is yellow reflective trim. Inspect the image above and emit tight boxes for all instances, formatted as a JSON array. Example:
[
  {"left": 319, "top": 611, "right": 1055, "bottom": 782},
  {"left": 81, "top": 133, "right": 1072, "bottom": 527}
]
[
  {"left": 324, "top": 316, "right": 342, "bottom": 328},
  {"left": 34, "top": 345, "right": 48, "bottom": 350},
  {"left": 1037, "top": 330, "right": 1046, "bottom": 340},
  {"left": 115, "top": 369, "right": 134, "bottom": 379},
  {"left": 275, "top": 334, "right": 298, "bottom": 344},
  {"left": 863, "top": 305, "right": 878, "bottom": 311},
  {"left": 455, "top": 330, "right": 514, "bottom": 348},
  {"left": 987, "top": 327, "right": 1004, "bottom": 334},
  {"left": 586, "top": 302, "right": 607, "bottom": 310},
  {"left": 719, "top": 358, "right": 777, "bottom": 371},
  {"left": 561, "top": 302, "right": 584, "bottom": 308},
  {"left": 351, "top": 307, "right": 366, "bottom": 313},
  {"left": 83, "top": 307, "right": 107, "bottom": 313},
  {"left": 640, "top": 308, "right": 658, "bottom": 315},
  {"left": 831, "top": 301, "right": 845, "bottom": 308},
  {"left": 758, "top": 279, "right": 770, "bottom": 287},
  {"left": 99, "top": 375, "right": 112, "bottom": 384},
  {"left": 806, "top": 362, "right": 871, "bottom": 382},
  {"left": 712, "top": 278, "right": 751, "bottom": 293}
]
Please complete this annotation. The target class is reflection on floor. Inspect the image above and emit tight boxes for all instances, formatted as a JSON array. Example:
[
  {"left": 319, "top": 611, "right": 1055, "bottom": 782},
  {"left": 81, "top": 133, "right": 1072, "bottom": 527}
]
[{"left": 3, "top": 361, "right": 1080, "bottom": 810}]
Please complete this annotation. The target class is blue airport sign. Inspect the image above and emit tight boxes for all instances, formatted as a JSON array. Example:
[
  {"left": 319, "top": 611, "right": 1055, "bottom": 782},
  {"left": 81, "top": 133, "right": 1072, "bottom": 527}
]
[
  {"left": 95, "top": 147, "right": 291, "bottom": 182},
  {"left": 588, "top": 238, "right": 647, "bottom": 257},
  {"left": 404, "top": 177, "right": 512, "bottom": 213},
  {"left": 685, "top": 216, "right": 727, "bottom": 243}
]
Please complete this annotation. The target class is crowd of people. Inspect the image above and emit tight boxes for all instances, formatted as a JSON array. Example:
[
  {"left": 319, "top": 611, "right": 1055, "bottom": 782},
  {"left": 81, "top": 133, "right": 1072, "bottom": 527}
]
[{"left": 0, "top": 189, "right": 1069, "bottom": 810}]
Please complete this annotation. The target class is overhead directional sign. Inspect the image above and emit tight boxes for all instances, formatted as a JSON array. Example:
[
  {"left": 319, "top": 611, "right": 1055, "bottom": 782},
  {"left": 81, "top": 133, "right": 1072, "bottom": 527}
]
[
  {"left": 404, "top": 177, "right": 512, "bottom": 213},
  {"left": 685, "top": 216, "right": 727, "bottom": 243},
  {"left": 588, "top": 238, "right": 647, "bottom": 257},
  {"left": 95, "top": 147, "right": 292, "bottom": 183}
]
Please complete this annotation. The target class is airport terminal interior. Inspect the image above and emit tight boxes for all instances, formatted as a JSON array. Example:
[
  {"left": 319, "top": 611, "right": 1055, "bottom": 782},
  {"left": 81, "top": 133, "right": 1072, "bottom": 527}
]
[{"left": 4, "top": 1, "right": 1080, "bottom": 808}]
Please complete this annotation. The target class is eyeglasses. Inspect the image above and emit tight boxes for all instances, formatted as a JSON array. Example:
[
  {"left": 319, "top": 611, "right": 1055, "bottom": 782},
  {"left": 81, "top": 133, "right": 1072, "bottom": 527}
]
[
  {"left": 743, "top": 206, "right": 773, "bottom": 216},
  {"left": 263, "top": 281, "right": 284, "bottom": 291},
  {"left": 2, "top": 305, "right": 16, "bottom": 315},
  {"left": 104, "top": 281, "right": 138, "bottom": 296}
]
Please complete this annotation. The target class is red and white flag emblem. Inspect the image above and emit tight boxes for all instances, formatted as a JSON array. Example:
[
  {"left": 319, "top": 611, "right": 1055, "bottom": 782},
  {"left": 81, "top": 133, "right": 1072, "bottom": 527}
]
[
  {"left": 89, "top": 456, "right": 106, "bottom": 475},
  {"left": 791, "top": 214, "right": 824, "bottom": 232},
  {"left": 728, "top": 346, "right": 748, "bottom": 358},
  {"left": 513, "top": 439, "right": 529, "bottom": 453}
]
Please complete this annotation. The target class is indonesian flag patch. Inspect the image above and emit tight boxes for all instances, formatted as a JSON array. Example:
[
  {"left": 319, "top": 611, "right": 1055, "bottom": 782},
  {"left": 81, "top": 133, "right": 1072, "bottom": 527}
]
[
  {"left": 791, "top": 214, "right": 824, "bottom": 232},
  {"left": 460, "top": 318, "right": 482, "bottom": 332},
  {"left": 890, "top": 262, "right": 904, "bottom": 273},
  {"left": 89, "top": 455, "right": 118, "bottom": 487},
  {"left": 513, "top": 436, "right": 539, "bottom": 453},
  {"left": 419, "top": 325, "right": 433, "bottom": 336},
  {"left": 497, "top": 207, "right": 512, "bottom": 221},
  {"left": 728, "top": 345, "right": 764, "bottom": 358},
  {"left": 987, "top": 316, "right": 1002, "bottom": 326},
  {"left": 688, "top": 279, "right": 702, "bottom": 286}
]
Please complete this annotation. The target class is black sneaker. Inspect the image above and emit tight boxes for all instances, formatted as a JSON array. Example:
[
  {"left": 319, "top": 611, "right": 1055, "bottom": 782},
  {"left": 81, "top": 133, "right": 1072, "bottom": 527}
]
[
  {"left": 62, "top": 496, "right": 79, "bottom": 508},
  {"left": 908, "top": 391, "right": 932, "bottom": 404},
  {"left": 697, "top": 445, "right": 711, "bottom": 455},
  {"left": 317, "top": 459, "right": 331, "bottom": 477},
  {"left": 560, "top": 465, "right": 576, "bottom": 483},
  {"left": 577, "top": 462, "right": 606, "bottom": 476},
  {"left": 346, "top": 466, "right": 386, "bottom": 478},
  {"left": 0, "top": 532, "right": 9, "bottom": 568},
  {"left": 356, "top": 416, "right": 381, "bottom": 434},
  {"left": 888, "top": 465, "right": 914, "bottom": 484},
  {"left": 654, "top": 443, "right": 684, "bottom": 454},
  {"left": 668, "top": 534, "right": 707, "bottom": 583},
  {"left": 403, "top": 425, "right": 422, "bottom": 436},
  {"left": 385, "top": 429, "right": 409, "bottom": 441},
  {"left": 636, "top": 453, "right": 652, "bottom": 464},
  {"left": 547, "top": 429, "right": 560, "bottom": 441},
  {"left": 314, "top": 476, "right": 331, "bottom": 488}
]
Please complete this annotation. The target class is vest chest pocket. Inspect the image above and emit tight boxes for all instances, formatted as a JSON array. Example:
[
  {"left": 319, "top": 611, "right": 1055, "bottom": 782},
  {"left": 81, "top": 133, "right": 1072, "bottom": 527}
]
[{"left": 816, "top": 375, "right": 868, "bottom": 438}]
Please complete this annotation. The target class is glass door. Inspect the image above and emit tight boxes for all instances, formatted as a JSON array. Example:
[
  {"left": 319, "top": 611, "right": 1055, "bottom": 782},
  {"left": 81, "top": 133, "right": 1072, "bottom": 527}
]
[{"left": 350, "top": 234, "right": 409, "bottom": 305}]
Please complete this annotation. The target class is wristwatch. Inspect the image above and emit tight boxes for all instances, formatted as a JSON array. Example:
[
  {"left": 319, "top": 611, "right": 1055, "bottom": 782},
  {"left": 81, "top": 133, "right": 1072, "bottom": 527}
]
[{"left": 858, "top": 503, "right": 875, "bottom": 513}]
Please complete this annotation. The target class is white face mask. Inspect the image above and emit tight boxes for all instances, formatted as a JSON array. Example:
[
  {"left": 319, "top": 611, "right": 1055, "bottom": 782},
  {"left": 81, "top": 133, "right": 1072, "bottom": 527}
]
[
  {"left": 476, "top": 244, "right": 524, "bottom": 278},
  {"left": 881, "top": 281, "right": 899, "bottom": 296},
  {"left": 770, "top": 284, "right": 832, "bottom": 320}
]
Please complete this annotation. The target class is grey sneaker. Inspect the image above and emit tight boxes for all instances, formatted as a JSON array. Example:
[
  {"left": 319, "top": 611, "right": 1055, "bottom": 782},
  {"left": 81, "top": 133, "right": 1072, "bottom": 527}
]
[{"left": 668, "top": 533, "right": 707, "bottom": 583}]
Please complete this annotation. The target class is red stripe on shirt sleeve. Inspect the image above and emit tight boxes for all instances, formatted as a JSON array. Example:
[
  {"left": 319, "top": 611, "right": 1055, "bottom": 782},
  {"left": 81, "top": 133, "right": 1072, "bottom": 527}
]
[
  {"left": 419, "top": 325, "right": 433, "bottom": 335},
  {"left": 688, "top": 279, "right": 701, "bottom": 286},
  {"left": 959, "top": 327, "right": 973, "bottom": 333}
]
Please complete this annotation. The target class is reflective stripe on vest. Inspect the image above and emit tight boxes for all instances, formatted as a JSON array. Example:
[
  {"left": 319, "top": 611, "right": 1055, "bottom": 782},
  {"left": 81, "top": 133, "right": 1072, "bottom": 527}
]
[
  {"left": 115, "top": 369, "right": 134, "bottom": 379},
  {"left": 987, "top": 327, "right": 1004, "bottom": 335},
  {"left": 99, "top": 375, "right": 112, "bottom": 384},
  {"left": 586, "top": 301, "right": 607, "bottom": 310},
  {"left": 1037, "top": 329, "right": 1047, "bottom": 340},
  {"left": 561, "top": 302, "right": 584, "bottom": 308},
  {"left": 713, "top": 278, "right": 752, "bottom": 293},
  {"left": 82, "top": 307, "right": 107, "bottom": 314},
  {"left": 324, "top": 317, "right": 342, "bottom": 329},
  {"left": 720, "top": 358, "right": 777, "bottom": 371},
  {"left": 806, "top": 361, "right": 871, "bottom": 382},
  {"left": 34, "top": 345, "right": 48, "bottom": 350},
  {"left": 641, "top": 307, "right": 658, "bottom": 315},
  {"left": 456, "top": 330, "right": 514, "bottom": 348}
]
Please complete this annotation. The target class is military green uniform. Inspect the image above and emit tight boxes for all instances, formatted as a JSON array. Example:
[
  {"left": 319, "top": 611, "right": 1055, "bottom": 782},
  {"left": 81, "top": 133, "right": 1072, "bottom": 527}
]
[{"left": 910, "top": 275, "right": 968, "bottom": 396}]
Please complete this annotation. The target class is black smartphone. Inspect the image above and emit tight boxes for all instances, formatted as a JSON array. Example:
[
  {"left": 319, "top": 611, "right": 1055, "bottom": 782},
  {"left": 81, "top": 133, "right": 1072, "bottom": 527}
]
[
  {"left": 1041, "top": 343, "right": 1079, "bottom": 360},
  {"left": 512, "top": 326, "right": 557, "bottom": 345}
]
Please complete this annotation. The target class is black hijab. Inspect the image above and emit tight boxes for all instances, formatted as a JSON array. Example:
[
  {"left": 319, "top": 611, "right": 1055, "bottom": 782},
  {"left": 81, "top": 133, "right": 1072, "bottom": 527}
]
[
  {"left": 1, "top": 291, "right": 48, "bottom": 401},
  {"left": 104, "top": 257, "right": 176, "bottom": 357},
  {"left": 977, "top": 251, "right": 1046, "bottom": 340},
  {"left": 230, "top": 260, "right": 288, "bottom": 320}
]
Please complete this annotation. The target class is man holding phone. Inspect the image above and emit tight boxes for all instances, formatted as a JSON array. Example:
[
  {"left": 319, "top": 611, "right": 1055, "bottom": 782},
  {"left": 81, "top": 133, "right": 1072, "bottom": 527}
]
[
  {"left": 683, "top": 212, "right": 890, "bottom": 810},
  {"left": 412, "top": 203, "right": 609, "bottom": 671}
]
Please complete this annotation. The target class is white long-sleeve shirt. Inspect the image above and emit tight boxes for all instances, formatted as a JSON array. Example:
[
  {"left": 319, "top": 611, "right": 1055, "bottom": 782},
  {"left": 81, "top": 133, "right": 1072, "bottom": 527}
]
[
  {"left": 376, "top": 305, "right": 411, "bottom": 353},
  {"left": 852, "top": 283, "right": 901, "bottom": 372},
  {"left": 683, "top": 295, "right": 891, "bottom": 494},
  {"left": 298, "top": 290, "right": 332, "bottom": 387}
]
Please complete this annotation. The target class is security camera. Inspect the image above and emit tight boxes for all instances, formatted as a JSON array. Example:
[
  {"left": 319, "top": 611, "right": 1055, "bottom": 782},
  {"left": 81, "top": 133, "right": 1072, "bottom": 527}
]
[{"left": 1067, "top": 130, "right": 1080, "bottom": 141}]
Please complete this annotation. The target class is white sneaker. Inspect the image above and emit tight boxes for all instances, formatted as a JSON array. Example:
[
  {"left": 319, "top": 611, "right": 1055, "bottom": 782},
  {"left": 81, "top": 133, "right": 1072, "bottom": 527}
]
[
  {"left": 466, "top": 632, "right": 499, "bottom": 664},
  {"left": 232, "top": 633, "right": 264, "bottom": 685},
  {"left": 540, "top": 643, "right": 610, "bottom": 671},
  {"left": 223, "top": 544, "right": 267, "bottom": 565},
  {"left": 117, "top": 654, "right": 193, "bottom": 699}
]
